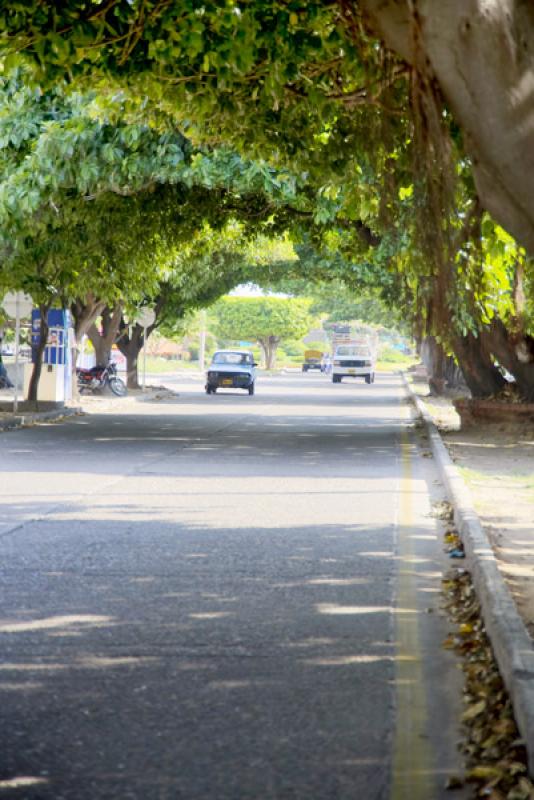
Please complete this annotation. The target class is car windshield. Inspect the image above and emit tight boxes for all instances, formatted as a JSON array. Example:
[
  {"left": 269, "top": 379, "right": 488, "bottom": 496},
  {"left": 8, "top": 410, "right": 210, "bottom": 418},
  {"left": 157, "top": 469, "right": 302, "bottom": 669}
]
[
  {"left": 212, "top": 352, "right": 253, "bottom": 366},
  {"left": 335, "top": 346, "right": 372, "bottom": 357}
]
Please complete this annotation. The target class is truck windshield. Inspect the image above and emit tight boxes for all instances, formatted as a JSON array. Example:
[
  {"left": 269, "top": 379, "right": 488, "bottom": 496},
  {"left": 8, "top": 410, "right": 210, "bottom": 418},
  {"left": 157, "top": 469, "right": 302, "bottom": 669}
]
[{"left": 335, "top": 346, "right": 371, "bottom": 357}]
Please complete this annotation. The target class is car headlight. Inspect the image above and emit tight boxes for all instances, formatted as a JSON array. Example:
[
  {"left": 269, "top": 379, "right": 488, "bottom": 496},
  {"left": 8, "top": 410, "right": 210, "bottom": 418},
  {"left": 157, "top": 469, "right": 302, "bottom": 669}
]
[{"left": 364, "top": 360, "right": 371, "bottom": 366}]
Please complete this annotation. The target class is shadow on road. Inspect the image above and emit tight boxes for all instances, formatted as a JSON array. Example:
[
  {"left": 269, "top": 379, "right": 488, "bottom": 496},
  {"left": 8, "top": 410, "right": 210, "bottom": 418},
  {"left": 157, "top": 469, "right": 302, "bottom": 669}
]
[{"left": 0, "top": 513, "right": 441, "bottom": 800}]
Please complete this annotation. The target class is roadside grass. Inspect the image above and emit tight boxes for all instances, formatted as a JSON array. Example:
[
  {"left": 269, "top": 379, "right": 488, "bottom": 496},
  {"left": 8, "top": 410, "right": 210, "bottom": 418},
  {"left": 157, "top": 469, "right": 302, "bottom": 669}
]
[
  {"left": 376, "top": 357, "right": 417, "bottom": 372},
  {"left": 459, "top": 465, "right": 534, "bottom": 499},
  {"left": 145, "top": 357, "right": 198, "bottom": 373}
]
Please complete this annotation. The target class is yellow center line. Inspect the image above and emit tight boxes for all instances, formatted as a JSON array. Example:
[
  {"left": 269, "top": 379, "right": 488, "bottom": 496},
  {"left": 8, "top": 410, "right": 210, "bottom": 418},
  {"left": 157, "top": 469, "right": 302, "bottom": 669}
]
[{"left": 391, "top": 430, "right": 435, "bottom": 799}]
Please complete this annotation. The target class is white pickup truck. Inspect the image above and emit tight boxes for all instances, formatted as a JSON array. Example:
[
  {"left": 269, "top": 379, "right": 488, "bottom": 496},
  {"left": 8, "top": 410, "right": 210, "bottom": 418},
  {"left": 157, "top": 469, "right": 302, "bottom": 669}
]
[{"left": 332, "top": 342, "right": 376, "bottom": 384}]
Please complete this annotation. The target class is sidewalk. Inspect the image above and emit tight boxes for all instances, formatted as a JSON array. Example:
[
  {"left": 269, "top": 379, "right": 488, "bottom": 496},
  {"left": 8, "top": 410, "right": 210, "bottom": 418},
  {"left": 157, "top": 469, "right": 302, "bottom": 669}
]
[
  {"left": 404, "top": 367, "right": 534, "bottom": 771},
  {"left": 0, "top": 385, "right": 176, "bottom": 431},
  {"left": 0, "top": 402, "right": 83, "bottom": 431},
  {"left": 407, "top": 369, "right": 534, "bottom": 637}
]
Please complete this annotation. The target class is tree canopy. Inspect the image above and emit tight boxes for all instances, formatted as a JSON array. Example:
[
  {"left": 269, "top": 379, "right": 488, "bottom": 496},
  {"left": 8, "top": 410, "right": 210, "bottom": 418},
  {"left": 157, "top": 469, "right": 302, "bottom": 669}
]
[
  {"left": 2, "top": 4, "right": 534, "bottom": 399},
  {"left": 212, "top": 295, "right": 314, "bottom": 369},
  {"left": 1, "top": 1, "right": 533, "bottom": 254}
]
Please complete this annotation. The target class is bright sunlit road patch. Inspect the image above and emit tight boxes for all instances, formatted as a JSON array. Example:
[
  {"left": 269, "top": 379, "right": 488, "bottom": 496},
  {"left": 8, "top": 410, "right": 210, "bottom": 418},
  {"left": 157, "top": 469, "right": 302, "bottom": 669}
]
[
  {"left": 316, "top": 604, "right": 418, "bottom": 616},
  {"left": 0, "top": 614, "right": 113, "bottom": 633},
  {"left": 0, "top": 776, "right": 48, "bottom": 790}
]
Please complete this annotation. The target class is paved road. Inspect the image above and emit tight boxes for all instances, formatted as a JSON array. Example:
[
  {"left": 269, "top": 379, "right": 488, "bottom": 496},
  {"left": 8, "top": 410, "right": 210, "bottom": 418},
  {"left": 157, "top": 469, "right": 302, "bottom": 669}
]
[{"left": 0, "top": 373, "right": 467, "bottom": 799}]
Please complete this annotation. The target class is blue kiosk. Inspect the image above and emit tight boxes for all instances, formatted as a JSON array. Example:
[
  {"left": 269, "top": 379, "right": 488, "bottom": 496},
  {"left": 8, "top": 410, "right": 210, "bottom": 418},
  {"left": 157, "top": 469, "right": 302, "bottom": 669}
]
[{"left": 25, "top": 308, "right": 73, "bottom": 402}]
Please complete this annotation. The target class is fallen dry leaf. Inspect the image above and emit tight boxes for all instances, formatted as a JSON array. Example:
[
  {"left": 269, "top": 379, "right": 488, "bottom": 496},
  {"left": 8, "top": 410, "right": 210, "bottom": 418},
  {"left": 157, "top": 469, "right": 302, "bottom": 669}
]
[
  {"left": 441, "top": 567, "right": 531, "bottom": 799},
  {"left": 433, "top": 500, "right": 454, "bottom": 520},
  {"left": 466, "top": 764, "right": 504, "bottom": 781},
  {"left": 445, "top": 775, "right": 464, "bottom": 790},
  {"left": 462, "top": 699, "right": 488, "bottom": 722}
]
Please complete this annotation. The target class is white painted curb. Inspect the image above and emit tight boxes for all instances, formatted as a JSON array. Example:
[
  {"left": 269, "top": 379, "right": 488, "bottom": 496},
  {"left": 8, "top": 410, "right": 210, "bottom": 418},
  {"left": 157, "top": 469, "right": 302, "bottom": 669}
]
[{"left": 403, "top": 374, "right": 534, "bottom": 772}]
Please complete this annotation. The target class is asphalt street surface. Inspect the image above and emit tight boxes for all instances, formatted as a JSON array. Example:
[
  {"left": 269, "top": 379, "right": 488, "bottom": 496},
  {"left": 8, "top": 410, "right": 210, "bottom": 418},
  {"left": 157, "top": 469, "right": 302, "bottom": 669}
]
[{"left": 0, "top": 372, "right": 468, "bottom": 800}]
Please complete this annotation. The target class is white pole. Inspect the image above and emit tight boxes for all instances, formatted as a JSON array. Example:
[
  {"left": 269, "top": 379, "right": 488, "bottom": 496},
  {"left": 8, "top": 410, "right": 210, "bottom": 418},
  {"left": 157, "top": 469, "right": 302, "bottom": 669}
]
[
  {"left": 142, "top": 326, "right": 147, "bottom": 390},
  {"left": 13, "top": 295, "right": 21, "bottom": 414}
]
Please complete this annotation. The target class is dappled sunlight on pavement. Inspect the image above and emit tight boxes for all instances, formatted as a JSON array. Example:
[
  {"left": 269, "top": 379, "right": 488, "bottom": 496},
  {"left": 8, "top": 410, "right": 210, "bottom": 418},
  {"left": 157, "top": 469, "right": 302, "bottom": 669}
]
[{"left": 0, "top": 372, "right": 469, "bottom": 798}]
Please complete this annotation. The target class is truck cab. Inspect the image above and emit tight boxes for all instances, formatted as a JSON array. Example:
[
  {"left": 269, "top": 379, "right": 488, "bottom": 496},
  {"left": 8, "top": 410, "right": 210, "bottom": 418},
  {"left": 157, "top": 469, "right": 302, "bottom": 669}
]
[
  {"left": 302, "top": 349, "right": 323, "bottom": 372},
  {"left": 332, "top": 342, "right": 376, "bottom": 384}
]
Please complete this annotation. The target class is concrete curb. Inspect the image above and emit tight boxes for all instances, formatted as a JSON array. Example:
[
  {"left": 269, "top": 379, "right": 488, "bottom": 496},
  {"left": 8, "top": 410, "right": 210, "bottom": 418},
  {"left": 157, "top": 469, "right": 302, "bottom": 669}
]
[
  {"left": 402, "top": 374, "right": 534, "bottom": 773},
  {"left": 0, "top": 384, "right": 175, "bottom": 432},
  {"left": 0, "top": 406, "right": 83, "bottom": 432}
]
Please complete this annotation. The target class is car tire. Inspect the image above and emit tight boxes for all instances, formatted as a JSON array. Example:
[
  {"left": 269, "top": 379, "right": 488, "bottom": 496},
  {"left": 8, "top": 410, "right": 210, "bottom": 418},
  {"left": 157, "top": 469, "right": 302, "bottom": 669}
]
[
  {"left": 365, "top": 374, "right": 373, "bottom": 384},
  {"left": 332, "top": 375, "right": 341, "bottom": 383},
  {"left": 248, "top": 383, "right": 255, "bottom": 396}
]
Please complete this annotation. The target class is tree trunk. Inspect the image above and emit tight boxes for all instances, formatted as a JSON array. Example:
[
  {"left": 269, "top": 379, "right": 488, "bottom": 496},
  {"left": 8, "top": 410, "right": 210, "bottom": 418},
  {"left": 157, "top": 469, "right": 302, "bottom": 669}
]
[
  {"left": 116, "top": 321, "right": 158, "bottom": 389},
  {"left": 71, "top": 295, "right": 107, "bottom": 345},
  {"left": 420, "top": 336, "right": 447, "bottom": 394},
  {"left": 420, "top": 336, "right": 467, "bottom": 393},
  {"left": 443, "top": 357, "right": 466, "bottom": 391},
  {"left": 362, "top": 0, "right": 534, "bottom": 256},
  {"left": 115, "top": 302, "right": 162, "bottom": 389},
  {"left": 451, "top": 332, "right": 506, "bottom": 398},
  {"left": 87, "top": 304, "right": 122, "bottom": 366},
  {"left": 89, "top": 333, "right": 110, "bottom": 367},
  {"left": 481, "top": 318, "right": 534, "bottom": 400},
  {"left": 70, "top": 295, "right": 107, "bottom": 398},
  {"left": 258, "top": 336, "right": 279, "bottom": 370},
  {"left": 27, "top": 305, "right": 50, "bottom": 407},
  {"left": 126, "top": 348, "right": 140, "bottom": 389},
  {"left": 116, "top": 323, "right": 144, "bottom": 389}
]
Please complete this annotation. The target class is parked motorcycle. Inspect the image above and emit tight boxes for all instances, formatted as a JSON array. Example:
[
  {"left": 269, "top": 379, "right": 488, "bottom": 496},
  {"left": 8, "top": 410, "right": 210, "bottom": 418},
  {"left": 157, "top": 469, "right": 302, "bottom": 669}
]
[{"left": 76, "top": 362, "right": 127, "bottom": 396}]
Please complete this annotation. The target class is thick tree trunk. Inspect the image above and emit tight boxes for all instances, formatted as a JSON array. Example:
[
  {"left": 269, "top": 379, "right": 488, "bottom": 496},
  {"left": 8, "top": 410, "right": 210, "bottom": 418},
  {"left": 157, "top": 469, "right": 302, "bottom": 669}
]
[
  {"left": 87, "top": 304, "right": 122, "bottom": 366},
  {"left": 91, "top": 336, "right": 110, "bottom": 367},
  {"left": 451, "top": 332, "right": 506, "bottom": 398},
  {"left": 28, "top": 305, "right": 50, "bottom": 406},
  {"left": 116, "top": 324, "right": 144, "bottom": 389},
  {"left": 70, "top": 295, "right": 107, "bottom": 398},
  {"left": 126, "top": 349, "right": 140, "bottom": 389},
  {"left": 420, "top": 336, "right": 467, "bottom": 393},
  {"left": 443, "top": 357, "right": 466, "bottom": 391},
  {"left": 115, "top": 303, "right": 162, "bottom": 389},
  {"left": 420, "top": 336, "right": 447, "bottom": 394},
  {"left": 362, "top": 0, "right": 534, "bottom": 256},
  {"left": 481, "top": 318, "right": 534, "bottom": 400}
]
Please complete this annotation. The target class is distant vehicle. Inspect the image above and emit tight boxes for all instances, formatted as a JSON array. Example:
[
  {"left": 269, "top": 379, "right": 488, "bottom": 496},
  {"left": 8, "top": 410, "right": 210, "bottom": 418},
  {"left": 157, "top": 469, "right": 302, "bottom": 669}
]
[
  {"left": 332, "top": 342, "right": 376, "bottom": 384},
  {"left": 0, "top": 345, "right": 14, "bottom": 356},
  {"left": 206, "top": 350, "right": 257, "bottom": 395},
  {"left": 302, "top": 349, "right": 323, "bottom": 372}
]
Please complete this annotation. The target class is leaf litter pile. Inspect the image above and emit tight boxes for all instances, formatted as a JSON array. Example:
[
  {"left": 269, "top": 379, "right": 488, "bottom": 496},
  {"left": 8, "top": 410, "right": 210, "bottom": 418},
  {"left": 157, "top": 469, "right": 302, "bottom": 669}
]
[{"left": 442, "top": 553, "right": 533, "bottom": 797}]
